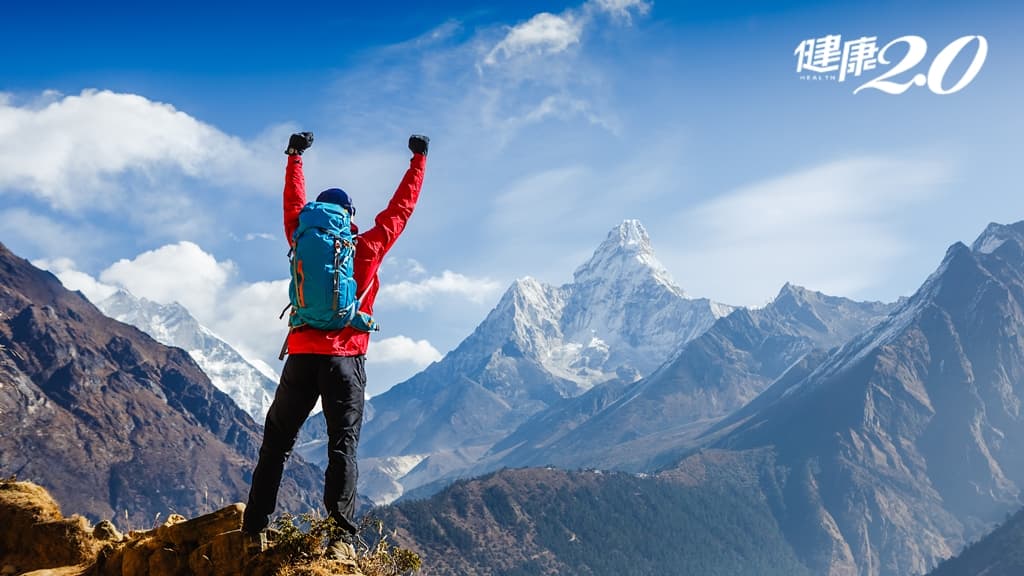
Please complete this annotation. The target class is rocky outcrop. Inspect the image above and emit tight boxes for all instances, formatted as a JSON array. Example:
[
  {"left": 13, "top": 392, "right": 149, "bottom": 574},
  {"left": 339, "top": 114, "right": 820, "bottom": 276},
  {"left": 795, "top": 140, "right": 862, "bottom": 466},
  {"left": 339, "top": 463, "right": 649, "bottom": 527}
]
[
  {"left": 0, "top": 480, "right": 100, "bottom": 575},
  {"left": 0, "top": 479, "right": 361, "bottom": 576}
]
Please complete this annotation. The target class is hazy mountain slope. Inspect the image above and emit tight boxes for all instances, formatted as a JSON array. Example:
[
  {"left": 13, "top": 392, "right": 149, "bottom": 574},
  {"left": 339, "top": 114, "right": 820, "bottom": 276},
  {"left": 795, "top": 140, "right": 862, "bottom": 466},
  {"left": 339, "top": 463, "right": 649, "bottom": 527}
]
[
  {"left": 687, "top": 221, "right": 1024, "bottom": 576},
  {"left": 378, "top": 465, "right": 812, "bottom": 576},
  {"left": 927, "top": 507, "right": 1024, "bottom": 576}
]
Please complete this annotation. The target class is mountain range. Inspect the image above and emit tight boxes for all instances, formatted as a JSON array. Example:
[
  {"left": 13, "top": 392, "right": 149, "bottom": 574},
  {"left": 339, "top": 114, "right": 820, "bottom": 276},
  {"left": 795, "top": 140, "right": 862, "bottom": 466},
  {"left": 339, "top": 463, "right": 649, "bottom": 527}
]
[
  {"left": 354, "top": 220, "right": 893, "bottom": 505},
  {"left": 375, "top": 220, "right": 1024, "bottom": 576},
  {"left": 0, "top": 242, "right": 321, "bottom": 526},
  {"left": 682, "top": 220, "right": 1024, "bottom": 575},
  {"left": 479, "top": 281, "right": 893, "bottom": 474},
  {"left": 10, "top": 216, "right": 1024, "bottom": 575},
  {"left": 346, "top": 220, "right": 733, "bottom": 503}
]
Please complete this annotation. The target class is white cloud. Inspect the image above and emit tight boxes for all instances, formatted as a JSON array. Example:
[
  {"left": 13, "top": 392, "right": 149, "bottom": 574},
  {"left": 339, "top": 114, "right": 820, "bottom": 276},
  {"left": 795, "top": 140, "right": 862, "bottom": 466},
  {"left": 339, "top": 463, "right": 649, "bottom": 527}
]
[
  {"left": 406, "top": 258, "right": 427, "bottom": 276},
  {"left": 493, "top": 94, "right": 618, "bottom": 138},
  {"left": 33, "top": 257, "right": 118, "bottom": 302},
  {"left": 98, "top": 241, "right": 235, "bottom": 321},
  {"left": 473, "top": 0, "right": 649, "bottom": 141},
  {"left": 482, "top": 0, "right": 649, "bottom": 68},
  {"left": 35, "top": 242, "right": 480, "bottom": 389},
  {"left": 368, "top": 336, "right": 443, "bottom": 367},
  {"left": 35, "top": 245, "right": 288, "bottom": 371},
  {"left": 0, "top": 90, "right": 267, "bottom": 211},
  {"left": 484, "top": 12, "right": 584, "bottom": 66},
  {"left": 214, "top": 279, "right": 291, "bottom": 370},
  {"left": 667, "top": 156, "right": 952, "bottom": 305},
  {"left": 379, "top": 270, "right": 503, "bottom": 309},
  {"left": 590, "top": 0, "right": 652, "bottom": 22},
  {"left": 244, "top": 232, "right": 277, "bottom": 241},
  {"left": 381, "top": 257, "right": 428, "bottom": 278}
]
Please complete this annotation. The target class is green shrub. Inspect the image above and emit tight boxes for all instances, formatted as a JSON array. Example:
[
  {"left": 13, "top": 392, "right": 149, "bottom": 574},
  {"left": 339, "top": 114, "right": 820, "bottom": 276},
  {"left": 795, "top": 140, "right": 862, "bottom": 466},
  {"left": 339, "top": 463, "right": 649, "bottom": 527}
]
[{"left": 269, "top": 512, "right": 421, "bottom": 576}]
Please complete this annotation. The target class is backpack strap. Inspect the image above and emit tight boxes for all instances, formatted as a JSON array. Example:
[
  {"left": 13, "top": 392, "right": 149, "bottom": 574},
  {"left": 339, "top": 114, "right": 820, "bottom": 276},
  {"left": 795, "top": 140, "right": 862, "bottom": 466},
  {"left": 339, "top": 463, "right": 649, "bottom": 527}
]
[{"left": 278, "top": 327, "right": 292, "bottom": 361}]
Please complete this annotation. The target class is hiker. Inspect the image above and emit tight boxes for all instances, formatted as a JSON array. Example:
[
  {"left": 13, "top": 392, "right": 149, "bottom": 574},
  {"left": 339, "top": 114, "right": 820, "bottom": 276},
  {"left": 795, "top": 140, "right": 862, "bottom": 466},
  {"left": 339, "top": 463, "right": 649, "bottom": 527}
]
[{"left": 242, "top": 131, "right": 429, "bottom": 558}]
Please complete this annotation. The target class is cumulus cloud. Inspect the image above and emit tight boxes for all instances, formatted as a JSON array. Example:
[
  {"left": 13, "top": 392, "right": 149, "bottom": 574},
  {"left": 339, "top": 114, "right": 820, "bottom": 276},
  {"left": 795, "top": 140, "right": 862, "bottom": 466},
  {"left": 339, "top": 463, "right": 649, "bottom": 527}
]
[
  {"left": 667, "top": 156, "right": 952, "bottom": 305},
  {"left": 0, "top": 90, "right": 268, "bottom": 211},
  {"left": 368, "top": 336, "right": 443, "bottom": 367},
  {"left": 35, "top": 242, "right": 488, "bottom": 386},
  {"left": 379, "top": 270, "right": 503, "bottom": 309},
  {"left": 214, "top": 278, "right": 292, "bottom": 368},
  {"left": 34, "top": 245, "right": 291, "bottom": 370},
  {"left": 32, "top": 257, "right": 119, "bottom": 302},
  {"left": 99, "top": 241, "right": 235, "bottom": 321}
]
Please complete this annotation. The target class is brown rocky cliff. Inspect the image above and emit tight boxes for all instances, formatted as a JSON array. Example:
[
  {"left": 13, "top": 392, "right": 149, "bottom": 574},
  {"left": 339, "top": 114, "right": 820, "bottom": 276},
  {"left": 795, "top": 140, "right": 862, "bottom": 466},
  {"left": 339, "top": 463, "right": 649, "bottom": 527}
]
[{"left": 0, "top": 479, "right": 362, "bottom": 576}]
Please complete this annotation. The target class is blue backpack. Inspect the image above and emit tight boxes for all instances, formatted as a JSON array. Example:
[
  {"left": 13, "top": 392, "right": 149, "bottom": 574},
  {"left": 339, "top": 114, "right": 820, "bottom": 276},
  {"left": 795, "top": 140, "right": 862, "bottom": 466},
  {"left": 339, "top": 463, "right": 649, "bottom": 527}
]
[{"left": 286, "top": 201, "right": 378, "bottom": 333}]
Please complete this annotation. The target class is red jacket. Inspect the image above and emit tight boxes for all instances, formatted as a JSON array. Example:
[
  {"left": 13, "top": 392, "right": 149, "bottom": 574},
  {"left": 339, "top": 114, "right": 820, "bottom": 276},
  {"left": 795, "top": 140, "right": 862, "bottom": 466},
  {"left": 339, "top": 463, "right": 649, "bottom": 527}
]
[{"left": 283, "top": 153, "right": 426, "bottom": 356}]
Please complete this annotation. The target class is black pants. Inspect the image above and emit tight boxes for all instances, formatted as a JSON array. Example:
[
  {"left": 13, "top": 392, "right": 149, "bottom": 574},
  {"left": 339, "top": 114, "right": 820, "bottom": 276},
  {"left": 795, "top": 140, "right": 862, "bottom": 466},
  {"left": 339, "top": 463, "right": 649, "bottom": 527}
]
[{"left": 243, "top": 354, "right": 366, "bottom": 534}]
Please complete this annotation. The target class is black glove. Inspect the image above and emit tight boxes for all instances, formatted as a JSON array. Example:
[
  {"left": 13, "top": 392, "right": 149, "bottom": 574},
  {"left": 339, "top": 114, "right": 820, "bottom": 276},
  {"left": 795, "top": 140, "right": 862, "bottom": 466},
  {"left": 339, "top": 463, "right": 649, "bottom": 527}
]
[
  {"left": 286, "top": 132, "right": 314, "bottom": 155},
  {"left": 408, "top": 134, "right": 429, "bottom": 157}
]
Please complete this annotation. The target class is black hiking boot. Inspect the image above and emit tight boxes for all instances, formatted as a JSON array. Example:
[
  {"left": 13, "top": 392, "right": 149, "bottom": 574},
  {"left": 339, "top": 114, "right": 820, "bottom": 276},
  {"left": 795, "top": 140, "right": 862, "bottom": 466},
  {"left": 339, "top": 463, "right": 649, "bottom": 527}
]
[
  {"left": 243, "top": 527, "right": 281, "bottom": 556},
  {"left": 244, "top": 530, "right": 268, "bottom": 556}
]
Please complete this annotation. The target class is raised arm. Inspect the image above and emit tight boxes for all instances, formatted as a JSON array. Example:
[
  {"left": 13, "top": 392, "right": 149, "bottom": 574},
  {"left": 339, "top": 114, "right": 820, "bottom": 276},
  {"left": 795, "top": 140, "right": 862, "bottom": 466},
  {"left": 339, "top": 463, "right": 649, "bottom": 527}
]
[
  {"left": 282, "top": 132, "right": 314, "bottom": 243},
  {"left": 359, "top": 135, "right": 429, "bottom": 258}
]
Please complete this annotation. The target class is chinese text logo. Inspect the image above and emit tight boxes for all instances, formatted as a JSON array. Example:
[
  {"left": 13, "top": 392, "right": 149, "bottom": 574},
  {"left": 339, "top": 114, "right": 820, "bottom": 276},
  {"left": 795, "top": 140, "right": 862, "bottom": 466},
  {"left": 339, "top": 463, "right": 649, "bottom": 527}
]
[{"left": 794, "top": 35, "right": 988, "bottom": 95}]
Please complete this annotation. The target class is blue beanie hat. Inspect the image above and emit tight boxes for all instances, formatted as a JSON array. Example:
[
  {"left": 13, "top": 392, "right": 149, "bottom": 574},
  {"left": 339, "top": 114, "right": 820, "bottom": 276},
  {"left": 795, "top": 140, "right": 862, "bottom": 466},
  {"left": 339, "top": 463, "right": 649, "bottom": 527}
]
[{"left": 316, "top": 188, "right": 355, "bottom": 216}]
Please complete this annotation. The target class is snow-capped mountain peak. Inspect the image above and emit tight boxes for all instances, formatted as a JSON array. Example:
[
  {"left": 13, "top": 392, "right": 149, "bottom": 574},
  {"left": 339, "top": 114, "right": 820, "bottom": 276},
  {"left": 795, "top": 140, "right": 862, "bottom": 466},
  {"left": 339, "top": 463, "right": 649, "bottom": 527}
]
[
  {"left": 572, "top": 220, "right": 680, "bottom": 293},
  {"left": 608, "top": 218, "right": 653, "bottom": 252},
  {"left": 96, "top": 289, "right": 278, "bottom": 420},
  {"left": 459, "top": 221, "right": 735, "bottom": 392},
  {"left": 357, "top": 219, "right": 734, "bottom": 503}
]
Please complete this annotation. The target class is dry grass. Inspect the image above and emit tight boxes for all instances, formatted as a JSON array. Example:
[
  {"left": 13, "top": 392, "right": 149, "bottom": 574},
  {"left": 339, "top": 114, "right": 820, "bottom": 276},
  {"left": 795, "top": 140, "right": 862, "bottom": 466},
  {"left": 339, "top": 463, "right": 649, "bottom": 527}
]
[
  {"left": 275, "top": 558, "right": 362, "bottom": 576},
  {"left": 0, "top": 479, "right": 103, "bottom": 572}
]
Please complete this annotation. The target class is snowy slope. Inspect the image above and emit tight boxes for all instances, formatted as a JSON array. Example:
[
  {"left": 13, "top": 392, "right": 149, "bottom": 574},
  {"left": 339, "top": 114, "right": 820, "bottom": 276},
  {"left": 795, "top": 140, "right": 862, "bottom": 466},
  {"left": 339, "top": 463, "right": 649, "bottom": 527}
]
[{"left": 97, "top": 290, "right": 278, "bottom": 420}]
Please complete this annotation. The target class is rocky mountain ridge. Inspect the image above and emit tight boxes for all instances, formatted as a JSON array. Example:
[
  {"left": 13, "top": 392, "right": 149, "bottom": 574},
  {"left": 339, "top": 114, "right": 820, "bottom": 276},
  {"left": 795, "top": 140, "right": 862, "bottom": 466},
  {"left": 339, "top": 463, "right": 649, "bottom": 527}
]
[
  {"left": 371, "top": 220, "right": 1024, "bottom": 576},
  {"left": 684, "top": 220, "right": 1024, "bottom": 575}
]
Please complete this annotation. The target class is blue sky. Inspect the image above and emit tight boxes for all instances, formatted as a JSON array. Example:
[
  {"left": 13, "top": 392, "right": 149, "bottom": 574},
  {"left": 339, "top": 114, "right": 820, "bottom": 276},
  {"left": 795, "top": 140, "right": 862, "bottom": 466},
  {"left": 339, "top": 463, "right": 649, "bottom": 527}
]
[{"left": 1, "top": 0, "right": 1021, "bottom": 395}]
